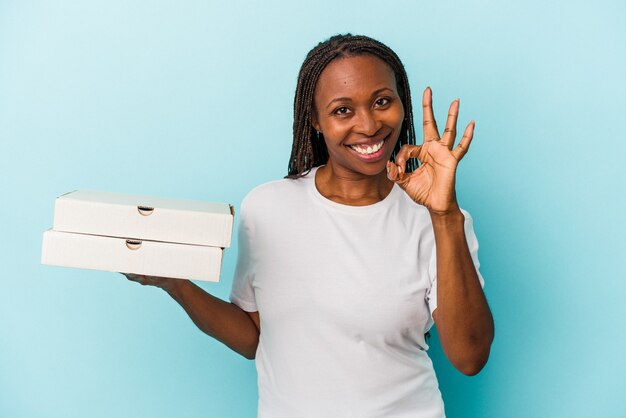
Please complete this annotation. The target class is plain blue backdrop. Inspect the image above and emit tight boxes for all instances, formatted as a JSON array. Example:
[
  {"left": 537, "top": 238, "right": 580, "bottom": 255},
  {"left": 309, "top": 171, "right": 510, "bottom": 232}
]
[{"left": 1, "top": 1, "right": 625, "bottom": 417}]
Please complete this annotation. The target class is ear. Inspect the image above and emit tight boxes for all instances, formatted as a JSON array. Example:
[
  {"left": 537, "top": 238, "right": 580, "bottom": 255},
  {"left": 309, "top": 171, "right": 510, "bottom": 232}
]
[
  {"left": 311, "top": 101, "right": 321, "bottom": 132},
  {"left": 311, "top": 109, "right": 321, "bottom": 132}
]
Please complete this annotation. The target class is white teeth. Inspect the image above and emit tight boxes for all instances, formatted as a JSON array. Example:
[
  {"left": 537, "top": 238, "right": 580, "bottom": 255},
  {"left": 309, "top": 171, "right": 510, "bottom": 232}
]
[{"left": 350, "top": 140, "right": 383, "bottom": 155}]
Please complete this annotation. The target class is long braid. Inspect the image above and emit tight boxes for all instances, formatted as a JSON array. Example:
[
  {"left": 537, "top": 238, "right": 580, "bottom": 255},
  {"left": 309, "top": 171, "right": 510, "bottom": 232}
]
[{"left": 287, "top": 34, "right": 417, "bottom": 178}]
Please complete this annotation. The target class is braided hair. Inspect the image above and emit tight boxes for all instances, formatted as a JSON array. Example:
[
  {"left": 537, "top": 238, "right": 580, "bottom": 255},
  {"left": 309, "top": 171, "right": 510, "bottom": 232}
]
[{"left": 286, "top": 34, "right": 417, "bottom": 178}]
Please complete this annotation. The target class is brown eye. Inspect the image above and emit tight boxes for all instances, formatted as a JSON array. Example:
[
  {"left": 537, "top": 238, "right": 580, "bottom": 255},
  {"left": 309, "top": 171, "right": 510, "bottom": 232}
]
[
  {"left": 375, "top": 98, "right": 390, "bottom": 107},
  {"left": 335, "top": 106, "right": 350, "bottom": 115}
]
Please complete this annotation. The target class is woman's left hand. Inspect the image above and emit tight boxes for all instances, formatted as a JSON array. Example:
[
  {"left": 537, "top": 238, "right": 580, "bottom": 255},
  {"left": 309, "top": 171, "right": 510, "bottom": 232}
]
[{"left": 387, "top": 87, "right": 474, "bottom": 215}]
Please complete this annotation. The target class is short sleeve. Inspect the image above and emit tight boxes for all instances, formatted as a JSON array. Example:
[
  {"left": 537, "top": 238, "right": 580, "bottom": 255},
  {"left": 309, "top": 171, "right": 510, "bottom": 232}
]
[
  {"left": 425, "top": 209, "right": 485, "bottom": 317},
  {"left": 229, "top": 198, "right": 258, "bottom": 312}
]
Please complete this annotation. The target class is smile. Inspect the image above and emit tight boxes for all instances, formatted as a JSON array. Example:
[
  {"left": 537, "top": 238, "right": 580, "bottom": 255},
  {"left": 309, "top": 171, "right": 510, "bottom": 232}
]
[
  {"left": 345, "top": 133, "right": 391, "bottom": 162},
  {"left": 348, "top": 139, "right": 385, "bottom": 155}
]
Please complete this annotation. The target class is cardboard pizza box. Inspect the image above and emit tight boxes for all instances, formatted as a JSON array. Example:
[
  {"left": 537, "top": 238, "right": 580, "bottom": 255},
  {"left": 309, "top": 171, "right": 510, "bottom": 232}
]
[
  {"left": 53, "top": 190, "right": 234, "bottom": 248},
  {"left": 41, "top": 190, "right": 234, "bottom": 281},
  {"left": 42, "top": 229, "right": 223, "bottom": 281}
]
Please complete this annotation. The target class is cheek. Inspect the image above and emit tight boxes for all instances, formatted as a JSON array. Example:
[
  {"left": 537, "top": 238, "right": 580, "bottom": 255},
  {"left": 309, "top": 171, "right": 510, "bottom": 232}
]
[
  {"left": 320, "top": 119, "right": 351, "bottom": 140},
  {"left": 385, "top": 106, "right": 406, "bottom": 149},
  {"left": 389, "top": 104, "right": 405, "bottom": 128}
]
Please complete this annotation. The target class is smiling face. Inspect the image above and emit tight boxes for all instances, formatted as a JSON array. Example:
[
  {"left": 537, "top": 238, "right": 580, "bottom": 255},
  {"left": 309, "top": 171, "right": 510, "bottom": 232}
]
[{"left": 312, "top": 54, "right": 405, "bottom": 178}]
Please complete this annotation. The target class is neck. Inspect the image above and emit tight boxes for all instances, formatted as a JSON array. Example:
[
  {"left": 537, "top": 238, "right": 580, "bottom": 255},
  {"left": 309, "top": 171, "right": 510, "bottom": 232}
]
[{"left": 315, "top": 162, "right": 394, "bottom": 206}]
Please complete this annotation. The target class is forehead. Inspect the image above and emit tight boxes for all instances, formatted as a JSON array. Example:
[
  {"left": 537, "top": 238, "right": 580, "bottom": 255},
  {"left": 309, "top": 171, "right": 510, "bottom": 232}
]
[{"left": 314, "top": 54, "right": 397, "bottom": 101}]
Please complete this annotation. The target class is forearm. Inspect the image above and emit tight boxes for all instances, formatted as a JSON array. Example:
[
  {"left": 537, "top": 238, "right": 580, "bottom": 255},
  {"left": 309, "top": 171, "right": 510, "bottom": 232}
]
[
  {"left": 431, "top": 208, "right": 494, "bottom": 375},
  {"left": 165, "top": 280, "right": 259, "bottom": 359}
]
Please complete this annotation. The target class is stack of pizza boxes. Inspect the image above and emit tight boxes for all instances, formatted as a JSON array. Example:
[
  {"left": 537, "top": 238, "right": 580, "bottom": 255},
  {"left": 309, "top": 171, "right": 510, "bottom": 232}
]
[{"left": 41, "top": 190, "right": 234, "bottom": 281}]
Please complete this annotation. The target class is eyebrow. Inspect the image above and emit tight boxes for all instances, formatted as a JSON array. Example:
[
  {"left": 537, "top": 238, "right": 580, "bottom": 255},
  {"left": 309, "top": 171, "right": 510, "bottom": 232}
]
[{"left": 325, "top": 87, "right": 395, "bottom": 109}]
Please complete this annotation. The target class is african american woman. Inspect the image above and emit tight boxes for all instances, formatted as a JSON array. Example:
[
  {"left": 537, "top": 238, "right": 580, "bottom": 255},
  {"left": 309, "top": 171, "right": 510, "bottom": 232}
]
[{"left": 125, "top": 34, "right": 494, "bottom": 418}]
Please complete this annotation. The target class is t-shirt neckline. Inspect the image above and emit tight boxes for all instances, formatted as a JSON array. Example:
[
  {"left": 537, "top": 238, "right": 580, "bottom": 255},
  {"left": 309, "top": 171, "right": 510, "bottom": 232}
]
[{"left": 306, "top": 166, "right": 402, "bottom": 213}]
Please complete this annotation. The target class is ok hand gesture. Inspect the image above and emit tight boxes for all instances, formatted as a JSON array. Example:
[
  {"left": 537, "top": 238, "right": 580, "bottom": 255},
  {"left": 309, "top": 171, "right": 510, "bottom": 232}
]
[{"left": 387, "top": 87, "right": 474, "bottom": 215}]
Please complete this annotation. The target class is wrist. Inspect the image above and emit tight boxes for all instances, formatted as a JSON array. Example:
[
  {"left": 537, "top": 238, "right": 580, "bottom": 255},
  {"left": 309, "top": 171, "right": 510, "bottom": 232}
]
[
  {"left": 163, "top": 278, "right": 191, "bottom": 297},
  {"left": 429, "top": 205, "right": 464, "bottom": 228}
]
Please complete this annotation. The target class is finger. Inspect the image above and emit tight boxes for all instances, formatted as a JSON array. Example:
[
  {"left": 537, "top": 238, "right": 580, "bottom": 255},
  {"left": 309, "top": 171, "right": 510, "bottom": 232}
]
[
  {"left": 451, "top": 120, "right": 475, "bottom": 161},
  {"left": 122, "top": 273, "right": 147, "bottom": 285},
  {"left": 386, "top": 161, "right": 400, "bottom": 181},
  {"left": 422, "top": 87, "right": 440, "bottom": 142},
  {"left": 441, "top": 99, "right": 459, "bottom": 150},
  {"left": 387, "top": 161, "right": 413, "bottom": 190},
  {"left": 394, "top": 144, "right": 422, "bottom": 173}
]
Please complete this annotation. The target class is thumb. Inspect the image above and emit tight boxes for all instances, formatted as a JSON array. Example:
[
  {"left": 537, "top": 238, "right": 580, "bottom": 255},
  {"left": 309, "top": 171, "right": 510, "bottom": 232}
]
[
  {"left": 386, "top": 161, "right": 409, "bottom": 188},
  {"left": 386, "top": 161, "right": 401, "bottom": 181}
]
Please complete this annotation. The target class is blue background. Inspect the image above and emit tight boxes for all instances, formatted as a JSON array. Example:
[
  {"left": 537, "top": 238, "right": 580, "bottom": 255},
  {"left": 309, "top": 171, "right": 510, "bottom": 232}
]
[{"left": 1, "top": 1, "right": 625, "bottom": 417}]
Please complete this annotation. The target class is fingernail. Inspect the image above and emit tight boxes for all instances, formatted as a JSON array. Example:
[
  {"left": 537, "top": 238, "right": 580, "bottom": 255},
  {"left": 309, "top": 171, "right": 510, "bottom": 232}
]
[{"left": 398, "top": 165, "right": 403, "bottom": 174}]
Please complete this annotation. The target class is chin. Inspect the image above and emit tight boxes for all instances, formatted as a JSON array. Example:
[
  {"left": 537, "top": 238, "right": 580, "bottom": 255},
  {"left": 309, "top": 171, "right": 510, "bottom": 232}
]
[{"left": 331, "top": 158, "right": 390, "bottom": 178}]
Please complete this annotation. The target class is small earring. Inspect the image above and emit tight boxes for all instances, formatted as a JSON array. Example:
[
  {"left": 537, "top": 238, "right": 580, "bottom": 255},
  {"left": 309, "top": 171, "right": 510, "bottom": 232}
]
[{"left": 316, "top": 131, "right": 321, "bottom": 140}]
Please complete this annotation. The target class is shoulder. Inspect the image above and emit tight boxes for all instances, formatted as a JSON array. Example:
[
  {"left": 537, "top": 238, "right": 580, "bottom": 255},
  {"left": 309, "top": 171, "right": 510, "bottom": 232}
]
[
  {"left": 396, "top": 188, "right": 475, "bottom": 220},
  {"left": 395, "top": 189, "right": 477, "bottom": 234},
  {"left": 395, "top": 188, "right": 433, "bottom": 226},
  {"left": 240, "top": 173, "right": 313, "bottom": 216}
]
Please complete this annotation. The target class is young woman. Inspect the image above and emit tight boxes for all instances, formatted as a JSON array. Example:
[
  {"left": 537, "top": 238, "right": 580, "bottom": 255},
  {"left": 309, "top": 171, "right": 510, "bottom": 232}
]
[{"left": 125, "top": 34, "right": 494, "bottom": 418}]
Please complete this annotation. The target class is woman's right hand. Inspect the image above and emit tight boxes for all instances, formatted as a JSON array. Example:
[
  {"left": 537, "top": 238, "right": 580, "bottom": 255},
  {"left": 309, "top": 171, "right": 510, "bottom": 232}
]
[
  {"left": 121, "top": 273, "right": 185, "bottom": 294},
  {"left": 121, "top": 273, "right": 259, "bottom": 359}
]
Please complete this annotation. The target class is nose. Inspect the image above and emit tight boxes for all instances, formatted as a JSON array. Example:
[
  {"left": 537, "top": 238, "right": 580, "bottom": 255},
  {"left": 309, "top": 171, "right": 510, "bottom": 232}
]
[{"left": 353, "top": 109, "right": 381, "bottom": 137}]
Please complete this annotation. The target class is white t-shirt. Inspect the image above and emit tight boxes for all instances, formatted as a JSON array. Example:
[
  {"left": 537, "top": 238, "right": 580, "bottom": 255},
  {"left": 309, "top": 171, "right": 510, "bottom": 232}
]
[{"left": 230, "top": 166, "right": 484, "bottom": 418}]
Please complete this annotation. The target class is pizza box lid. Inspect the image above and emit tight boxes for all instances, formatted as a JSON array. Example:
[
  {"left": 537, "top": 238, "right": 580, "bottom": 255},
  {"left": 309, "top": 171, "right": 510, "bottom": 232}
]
[{"left": 52, "top": 190, "right": 234, "bottom": 248}]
